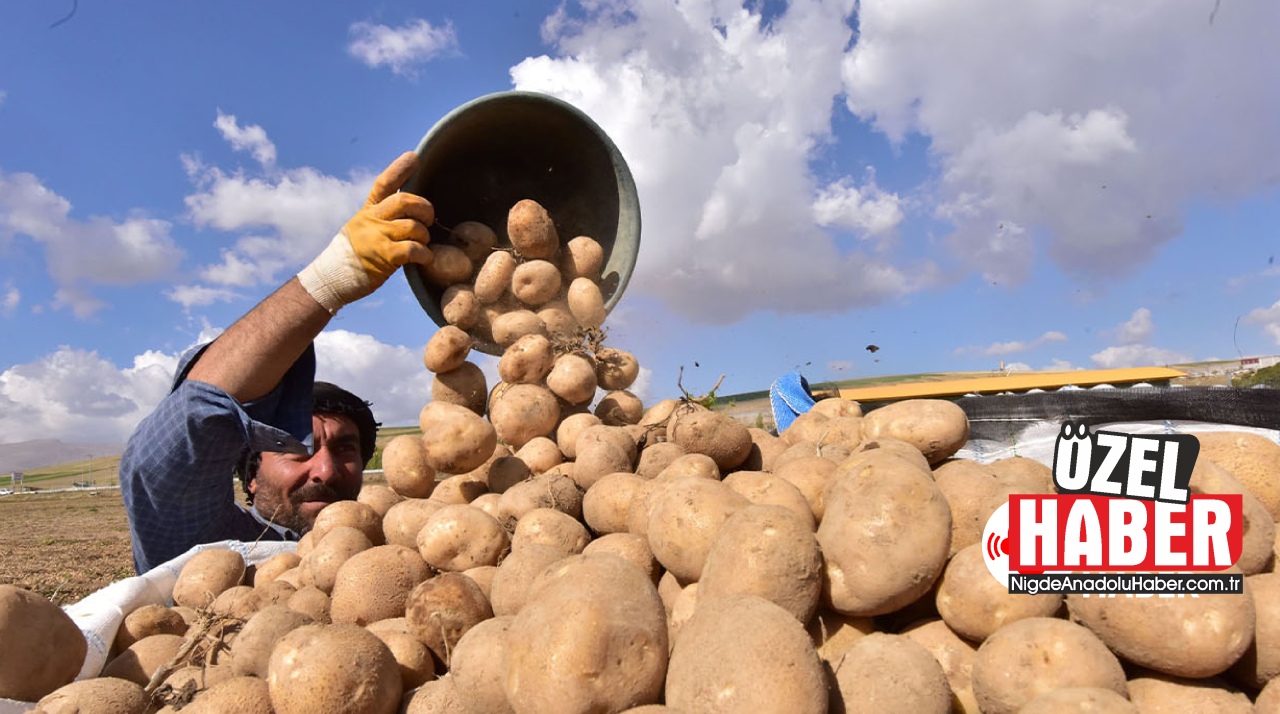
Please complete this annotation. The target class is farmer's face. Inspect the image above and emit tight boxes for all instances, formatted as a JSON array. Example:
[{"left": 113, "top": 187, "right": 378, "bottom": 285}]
[{"left": 251, "top": 413, "right": 364, "bottom": 534}]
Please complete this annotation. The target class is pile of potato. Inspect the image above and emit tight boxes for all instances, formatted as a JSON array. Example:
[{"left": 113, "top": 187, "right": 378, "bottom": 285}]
[{"left": 7, "top": 200, "right": 1280, "bottom": 713}]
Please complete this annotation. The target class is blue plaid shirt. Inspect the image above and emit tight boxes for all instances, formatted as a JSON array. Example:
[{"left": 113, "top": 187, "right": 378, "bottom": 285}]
[{"left": 120, "top": 343, "right": 319, "bottom": 573}]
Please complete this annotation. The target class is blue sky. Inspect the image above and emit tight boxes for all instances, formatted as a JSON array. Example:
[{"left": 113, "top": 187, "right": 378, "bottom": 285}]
[{"left": 2, "top": 0, "right": 1279, "bottom": 443}]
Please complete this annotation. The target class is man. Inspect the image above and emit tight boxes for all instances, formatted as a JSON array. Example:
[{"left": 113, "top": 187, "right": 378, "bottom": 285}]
[{"left": 121, "top": 152, "right": 434, "bottom": 573}]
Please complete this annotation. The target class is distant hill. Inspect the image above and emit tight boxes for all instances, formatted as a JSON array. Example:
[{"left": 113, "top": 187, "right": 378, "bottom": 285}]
[{"left": 0, "top": 439, "right": 124, "bottom": 474}]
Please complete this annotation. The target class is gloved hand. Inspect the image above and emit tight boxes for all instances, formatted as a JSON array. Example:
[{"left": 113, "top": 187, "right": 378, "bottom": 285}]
[{"left": 298, "top": 151, "right": 436, "bottom": 313}]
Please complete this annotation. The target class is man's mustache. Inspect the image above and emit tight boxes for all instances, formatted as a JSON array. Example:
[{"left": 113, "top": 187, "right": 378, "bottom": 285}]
[{"left": 290, "top": 481, "right": 347, "bottom": 506}]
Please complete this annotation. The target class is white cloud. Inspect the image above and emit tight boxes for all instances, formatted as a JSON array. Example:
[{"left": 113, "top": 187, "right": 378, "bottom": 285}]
[
  {"left": 1090, "top": 344, "right": 1190, "bottom": 369},
  {"left": 512, "top": 0, "right": 938, "bottom": 323},
  {"left": 2, "top": 286, "right": 17, "bottom": 315},
  {"left": 0, "top": 347, "right": 179, "bottom": 443},
  {"left": 1243, "top": 300, "right": 1280, "bottom": 345},
  {"left": 1045, "top": 358, "right": 1079, "bottom": 372},
  {"left": 0, "top": 170, "right": 183, "bottom": 317},
  {"left": 213, "top": 110, "right": 277, "bottom": 167},
  {"left": 313, "top": 329, "right": 433, "bottom": 429},
  {"left": 811, "top": 174, "right": 904, "bottom": 238},
  {"left": 1115, "top": 307, "right": 1154, "bottom": 344},
  {"left": 166, "top": 284, "right": 241, "bottom": 310},
  {"left": 180, "top": 129, "right": 371, "bottom": 297},
  {"left": 957, "top": 330, "right": 1067, "bottom": 356},
  {"left": 843, "top": 0, "right": 1280, "bottom": 286},
  {"left": 347, "top": 18, "right": 458, "bottom": 76},
  {"left": 1002, "top": 362, "right": 1032, "bottom": 372}
]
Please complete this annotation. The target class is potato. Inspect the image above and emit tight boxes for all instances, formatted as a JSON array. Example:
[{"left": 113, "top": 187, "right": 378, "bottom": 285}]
[
  {"left": 505, "top": 554, "right": 668, "bottom": 714},
  {"left": 419, "top": 401, "right": 499, "bottom": 475},
  {"left": 511, "top": 259, "right": 563, "bottom": 306},
  {"left": 985, "top": 455, "right": 1055, "bottom": 493},
  {"left": 383, "top": 498, "right": 444, "bottom": 549},
  {"left": 231, "top": 604, "right": 314, "bottom": 678},
  {"left": 160, "top": 663, "right": 236, "bottom": 693},
  {"left": 901, "top": 618, "right": 981, "bottom": 714},
  {"left": 566, "top": 277, "right": 606, "bottom": 329},
  {"left": 936, "top": 544, "right": 1062, "bottom": 642},
  {"left": 582, "top": 533, "right": 661, "bottom": 584},
  {"left": 511, "top": 507, "right": 590, "bottom": 555},
  {"left": 286, "top": 585, "right": 331, "bottom": 623},
  {"left": 417, "top": 504, "right": 510, "bottom": 572},
  {"left": 329, "top": 545, "right": 432, "bottom": 626},
  {"left": 655, "top": 452, "right": 720, "bottom": 482},
  {"left": 775, "top": 439, "right": 851, "bottom": 470},
  {"left": 402, "top": 675, "right": 468, "bottom": 714},
  {"left": 424, "top": 325, "right": 474, "bottom": 374},
  {"left": 115, "top": 603, "right": 187, "bottom": 652},
  {"left": 33, "top": 677, "right": 151, "bottom": 714},
  {"left": 667, "top": 582, "right": 700, "bottom": 650},
  {"left": 1261, "top": 677, "right": 1280, "bottom": 713},
  {"left": 101, "top": 633, "right": 185, "bottom": 686},
  {"left": 772, "top": 455, "right": 837, "bottom": 522},
  {"left": 423, "top": 244, "right": 474, "bottom": 287},
  {"left": 970, "top": 617, "right": 1129, "bottom": 714},
  {"left": 698, "top": 505, "right": 822, "bottom": 623},
  {"left": 595, "top": 347, "right": 639, "bottom": 391},
  {"left": 1228, "top": 571, "right": 1280, "bottom": 689},
  {"left": 381, "top": 436, "right": 437, "bottom": 500},
  {"left": 647, "top": 478, "right": 750, "bottom": 582},
  {"left": 537, "top": 298, "right": 579, "bottom": 337},
  {"left": 267, "top": 624, "right": 402, "bottom": 714},
  {"left": 514, "top": 436, "right": 563, "bottom": 474},
  {"left": 310, "top": 500, "right": 385, "bottom": 546},
  {"left": 933, "top": 457, "right": 1053, "bottom": 557},
  {"left": 1194, "top": 431, "right": 1280, "bottom": 522},
  {"left": 489, "top": 383, "right": 560, "bottom": 450},
  {"left": 211, "top": 585, "right": 265, "bottom": 619},
  {"left": 721, "top": 471, "right": 815, "bottom": 529},
  {"left": 489, "top": 543, "right": 571, "bottom": 617},
  {"left": 0, "top": 585, "right": 88, "bottom": 701},
  {"left": 583, "top": 472, "right": 649, "bottom": 535},
  {"left": 449, "top": 616, "right": 516, "bottom": 714},
  {"left": 486, "top": 456, "right": 533, "bottom": 495},
  {"left": 1190, "top": 458, "right": 1277, "bottom": 575},
  {"left": 596, "top": 389, "right": 644, "bottom": 426},
  {"left": 431, "top": 361, "right": 488, "bottom": 416},
  {"left": 474, "top": 251, "right": 518, "bottom": 305},
  {"left": 491, "top": 309, "right": 548, "bottom": 347},
  {"left": 546, "top": 353, "right": 598, "bottom": 405},
  {"left": 300, "top": 526, "right": 373, "bottom": 594},
  {"left": 861, "top": 399, "right": 970, "bottom": 465},
  {"left": 497, "top": 471, "right": 584, "bottom": 524},
  {"left": 819, "top": 455, "right": 951, "bottom": 616},
  {"left": 1127, "top": 672, "right": 1253, "bottom": 713},
  {"left": 171, "top": 548, "right": 247, "bottom": 609},
  {"left": 462, "top": 565, "right": 499, "bottom": 600},
  {"left": 1067, "top": 574, "right": 1255, "bottom": 678},
  {"left": 556, "top": 412, "right": 603, "bottom": 459},
  {"left": 405, "top": 572, "right": 494, "bottom": 665},
  {"left": 571, "top": 439, "right": 633, "bottom": 490},
  {"left": 498, "top": 333, "right": 555, "bottom": 385},
  {"left": 634, "top": 441, "right": 686, "bottom": 480},
  {"left": 667, "top": 405, "right": 753, "bottom": 472},
  {"left": 358, "top": 483, "right": 404, "bottom": 519},
  {"left": 441, "top": 284, "right": 480, "bottom": 330},
  {"left": 666, "top": 593, "right": 826, "bottom": 714},
  {"left": 780, "top": 409, "right": 831, "bottom": 446},
  {"left": 576, "top": 424, "right": 639, "bottom": 465},
  {"left": 832, "top": 633, "right": 952, "bottom": 714},
  {"left": 446, "top": 220, "right": 497, "bottom": 262},
  {"left": 256, "top": 579, "right": 297, "bottom": 608},
  {"left": 1019, "top": 688, "right": 1137, "bottom": 713},
  {"left": 507, "top": 199, "right": 559, "bottom": 259},
  {"left": 373, "top": 631, "right": 436, "bottom": 691},
  {"left": 561, "top": 235, "right": 604, "bottom": 281}
]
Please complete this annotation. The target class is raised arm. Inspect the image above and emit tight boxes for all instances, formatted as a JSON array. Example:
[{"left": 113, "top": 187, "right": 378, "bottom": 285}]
[{"left": 187, "top": 151, "right": 435, "bottom": 401}]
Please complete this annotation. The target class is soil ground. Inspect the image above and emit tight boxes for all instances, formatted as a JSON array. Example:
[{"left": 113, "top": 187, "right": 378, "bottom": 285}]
[{"left": 0, "top": 489, "right": 134, "bottom": 605}]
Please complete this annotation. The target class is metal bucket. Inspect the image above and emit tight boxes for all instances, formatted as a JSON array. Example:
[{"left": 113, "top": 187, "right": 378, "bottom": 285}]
[{"left": 402, "top": 90, "right": 642, "bottom": 355}]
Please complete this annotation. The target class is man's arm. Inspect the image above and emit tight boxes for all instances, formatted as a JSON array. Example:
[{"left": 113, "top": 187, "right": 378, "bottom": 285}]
[{"left": 187, "top": 151, "right": 435, "bottom": 402}]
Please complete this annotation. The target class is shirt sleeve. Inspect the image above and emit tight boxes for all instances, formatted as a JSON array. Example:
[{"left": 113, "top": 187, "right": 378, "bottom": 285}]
[{"left": 119, "top": 343, "right": 317, "bottom": 573}]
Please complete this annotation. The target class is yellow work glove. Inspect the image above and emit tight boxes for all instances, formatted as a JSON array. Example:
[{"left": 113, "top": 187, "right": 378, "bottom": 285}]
[{"left": 298, "top": 151, "right": 435, "bottom": 313}]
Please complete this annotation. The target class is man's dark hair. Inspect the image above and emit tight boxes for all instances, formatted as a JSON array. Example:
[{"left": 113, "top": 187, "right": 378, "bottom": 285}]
[{"left": 238, "top": 382, "right": 380, "bottom": 504}]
